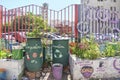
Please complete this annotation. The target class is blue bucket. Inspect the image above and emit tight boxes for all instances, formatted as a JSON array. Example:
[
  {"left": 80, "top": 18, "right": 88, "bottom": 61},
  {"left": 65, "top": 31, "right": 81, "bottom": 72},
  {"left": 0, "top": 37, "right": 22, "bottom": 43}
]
[{"left": 0, "top": 68, "right": 6, "bottom": 80}]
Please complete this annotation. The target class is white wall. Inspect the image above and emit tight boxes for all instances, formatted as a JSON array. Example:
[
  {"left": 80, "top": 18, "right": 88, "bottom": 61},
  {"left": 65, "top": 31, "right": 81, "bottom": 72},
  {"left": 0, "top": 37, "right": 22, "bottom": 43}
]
[{"left": 81, "top": 0, "right": 120, "bottom": 11}]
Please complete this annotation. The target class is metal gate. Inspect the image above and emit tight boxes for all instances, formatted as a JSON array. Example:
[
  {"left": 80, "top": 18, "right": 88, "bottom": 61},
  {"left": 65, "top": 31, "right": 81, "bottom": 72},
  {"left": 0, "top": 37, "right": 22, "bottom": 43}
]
[
  {"left": 0, "top": 4, "right": 76, "bottom": 42},
  {"left": 0, "top": 3, "right": 120, "bottom": 44}
]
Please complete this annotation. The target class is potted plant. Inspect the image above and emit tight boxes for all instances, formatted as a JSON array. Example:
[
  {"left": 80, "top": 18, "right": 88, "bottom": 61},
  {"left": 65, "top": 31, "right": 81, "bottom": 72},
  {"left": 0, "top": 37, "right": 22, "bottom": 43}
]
[
  {"left": 24, "top": 13, "right": 56, "bottom": 72},
  {"left": 69, "top": 35, "right": 120, "bottom": 80}
]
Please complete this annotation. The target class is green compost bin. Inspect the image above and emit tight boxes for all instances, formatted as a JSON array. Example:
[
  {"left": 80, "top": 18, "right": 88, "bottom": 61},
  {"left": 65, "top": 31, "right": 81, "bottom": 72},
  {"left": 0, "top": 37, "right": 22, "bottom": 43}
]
[
  {"left": 52, "top": 39, "right": 69, "bottom": 66},
  {"left": 25, "top": 38, "right": 43, "bottom": 72}
]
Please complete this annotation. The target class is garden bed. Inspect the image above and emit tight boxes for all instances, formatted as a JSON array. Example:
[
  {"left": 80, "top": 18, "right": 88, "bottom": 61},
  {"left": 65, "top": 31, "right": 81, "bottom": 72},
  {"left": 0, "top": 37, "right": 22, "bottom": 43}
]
[
  {"left": 69, "top": 54, "right": 120, "bottom": 80},
  {"left": 0, "top": 59, "right": 24, "bottom": 79}
]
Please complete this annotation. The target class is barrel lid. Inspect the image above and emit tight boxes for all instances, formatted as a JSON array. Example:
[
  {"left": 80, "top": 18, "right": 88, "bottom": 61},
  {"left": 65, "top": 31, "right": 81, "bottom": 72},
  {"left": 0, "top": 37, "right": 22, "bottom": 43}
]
[{"left": 53, "top": 37, "right": 69, "bottom": 40}]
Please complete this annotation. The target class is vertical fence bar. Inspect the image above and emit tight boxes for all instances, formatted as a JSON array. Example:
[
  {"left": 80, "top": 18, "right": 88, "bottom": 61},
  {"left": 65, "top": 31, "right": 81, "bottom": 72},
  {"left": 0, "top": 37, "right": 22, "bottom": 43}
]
[
  {"left": 36, "top": 5, "right": 37, "bottom": 16},
  {"left": 14, "top": 8, "right": 17, "bottom": 37},
  {"left": 68, "top": 6, "right": 70, "bottom": 35},
  {"left": 28, "top": 5, "right": 30, "bottom": 32},
  {"left": 74, "top": 4, "right": 78, "bottom": 41},
  {"left": 32, "top": 4, "right": 34, "bottom": 30},
  {"left": 39, "top": 5, "right": 40, "bottom": 17},
  {"left": 64, "top": 8, "right": 66, "bottom": 33},
  {"left": 0, "top": 5, "right": 3, "bottom": 38},
  {"left": 11, "top": 9, "right": 13, "bottom": 33},
  {"left": 35, "top": 5, "right": 37, "bottom": 31},
  {"left": 4, "top": 8, "right": 6, "bottom": 33},
  {"left": 61, "top": 10, "right": 62, "bottom": 34},
  {"left": 18, "top": 8, "right": 20, "bottom": 32},
  {"left": 8, "top": 10, "right": 10, "bottom": 40},
  {"left": 71, "top": 4, "right": 73, "bottom": 42},
  {"left": 21, "top": 7, "right": 23, "bottom": 32},
  {"left": 50, "top": 10, "right": 51, "bottom": 27},
  {"left": 21, "top": 7, "right": 23, "bottom": 42},
  {"left": 25, "top": 6, "right": 27, "bottom": 33},
  {"left": 57, "top": 11, "right": 59, "bottom": 29},
  {"left": 54, "top": 10, "right": 55, "bottom": 27}
]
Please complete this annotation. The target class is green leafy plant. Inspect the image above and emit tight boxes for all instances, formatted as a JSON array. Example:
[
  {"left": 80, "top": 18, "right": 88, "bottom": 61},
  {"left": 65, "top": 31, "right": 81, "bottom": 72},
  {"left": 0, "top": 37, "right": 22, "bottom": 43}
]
[
  {"left": 69, "top": 37, "right": 101, "bottom": 60},
  {"left": 116, "top": 42, "right": 120, "bottom": 56},
  {"left": 26, "top": 13, "right": 57, "bottom": 38},
  {"left": 0, "top": 49, "right": 11, "bottom": 59},
  {"left": 42, "top": 52, "right": 52, "bottom": 68},
  {"left": 103, "top": 43, "right": 116, "bottom": 57}
]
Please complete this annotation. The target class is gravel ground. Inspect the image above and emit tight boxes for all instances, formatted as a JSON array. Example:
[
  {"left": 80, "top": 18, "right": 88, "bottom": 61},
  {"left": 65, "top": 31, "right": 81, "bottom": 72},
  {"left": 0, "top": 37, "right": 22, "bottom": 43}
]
[{"left": 23, "top": 67, "right": 120, "bottom": 80}]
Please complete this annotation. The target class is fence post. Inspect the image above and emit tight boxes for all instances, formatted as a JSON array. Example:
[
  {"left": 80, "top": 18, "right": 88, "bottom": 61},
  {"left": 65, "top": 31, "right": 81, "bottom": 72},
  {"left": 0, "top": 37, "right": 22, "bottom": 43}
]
[
  {"left": 74, "top": 4, "right": 79, "bottom": 42},
  {"left": 0, "top": 5, "right": 3, "bottom": 38}
]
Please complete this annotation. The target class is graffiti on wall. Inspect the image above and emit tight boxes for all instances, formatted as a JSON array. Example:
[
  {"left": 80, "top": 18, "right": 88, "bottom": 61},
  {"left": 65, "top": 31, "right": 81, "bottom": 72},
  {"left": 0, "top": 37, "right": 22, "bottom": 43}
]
[
  {"left": 77, "top": 5, "right": 120, "bottom": 36},
  {"left": 113, "top": 59, "right": 120, "bottom": 73},
  {"left": 81, "top": 66, "right": 94, "bottom": 78},
  {"left": 84, "top": 6, "right": 120, "bottom": 24},
  {"left": 75, "top": 60, "right": 93, "bottom": 66},
  {"left": 96, "top": 61, "right": 106, "bottom": 72}
]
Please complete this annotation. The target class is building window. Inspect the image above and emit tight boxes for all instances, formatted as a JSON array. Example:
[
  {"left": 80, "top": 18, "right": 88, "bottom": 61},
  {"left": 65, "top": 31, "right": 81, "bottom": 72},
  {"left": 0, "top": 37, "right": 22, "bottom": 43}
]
[
  {"left": 114, "top": 7, "right": 116, "bottom": 11},
  {"left": 114, "top": 0, "right": 116, "bottom": 2},
  {"left": 98, "top": 0, "right": 104, "bottom": 1},
  {"left": 110, "top": 7, "right": 113, "bottom": 11},
  {"left": 111, "top": 0, "right": 116, "bottom": 2}
]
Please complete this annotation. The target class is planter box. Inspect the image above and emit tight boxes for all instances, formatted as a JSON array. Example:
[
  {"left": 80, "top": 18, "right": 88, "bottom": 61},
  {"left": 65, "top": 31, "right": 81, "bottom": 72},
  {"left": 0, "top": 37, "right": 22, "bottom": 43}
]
[
  {"left": 0, "top": 59, "right": 24, "bottom": 80},
  {"left": 69, "top": 54, "right": 120, "bottom": 80}
]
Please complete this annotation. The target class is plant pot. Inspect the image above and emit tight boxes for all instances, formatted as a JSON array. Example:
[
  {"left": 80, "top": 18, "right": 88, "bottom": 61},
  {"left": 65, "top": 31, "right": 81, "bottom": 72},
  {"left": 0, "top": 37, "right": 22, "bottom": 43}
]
[
  {"left": 52, "top": 63, "right": 63, "bottom": 80},
  {"left": 25, "top": 37, "right": 43, "bottom": 72}
]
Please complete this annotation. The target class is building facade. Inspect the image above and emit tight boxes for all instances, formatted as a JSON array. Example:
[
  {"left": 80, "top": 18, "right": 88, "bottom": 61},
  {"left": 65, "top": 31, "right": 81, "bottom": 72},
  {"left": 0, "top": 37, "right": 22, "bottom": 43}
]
[
  {"left": 78, "top": 0, "right": 120, "bottom": 34},
  {"left": 81, "top": 0, "right": 120, "bottom": 10}
]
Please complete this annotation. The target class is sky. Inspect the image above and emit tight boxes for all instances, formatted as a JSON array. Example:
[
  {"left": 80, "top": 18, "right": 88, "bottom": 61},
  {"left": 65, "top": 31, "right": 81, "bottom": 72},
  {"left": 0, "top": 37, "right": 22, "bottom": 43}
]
[{"left": 0, "top": 0, "right": 80, "bottom": 10}]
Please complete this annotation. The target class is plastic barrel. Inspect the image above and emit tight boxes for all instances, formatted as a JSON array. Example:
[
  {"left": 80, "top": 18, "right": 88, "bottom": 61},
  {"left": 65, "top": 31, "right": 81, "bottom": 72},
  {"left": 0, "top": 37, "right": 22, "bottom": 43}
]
[
  {"left": 25, "top": 38, "right": 43, "bottom": 72},
  {"left": 52, "top": 39, "right": 69, "bottom": 66}
]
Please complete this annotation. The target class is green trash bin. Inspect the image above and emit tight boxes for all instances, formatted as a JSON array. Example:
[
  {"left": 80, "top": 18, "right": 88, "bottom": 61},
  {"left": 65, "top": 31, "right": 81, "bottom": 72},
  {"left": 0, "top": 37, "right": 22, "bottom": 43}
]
[
  {"left": 52, "top": 39, "right": 69, "bottom": 66},
  {"left": 25, "top": 38, "right": 43, "bottom": 72}
]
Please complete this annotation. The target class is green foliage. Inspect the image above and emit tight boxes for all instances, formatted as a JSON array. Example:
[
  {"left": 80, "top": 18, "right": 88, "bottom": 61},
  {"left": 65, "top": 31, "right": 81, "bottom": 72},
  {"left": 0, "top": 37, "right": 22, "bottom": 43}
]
[
  {"left": 0, "top": 49, "right": 11, "bottom": 59},
  {"left": 100, "top": 42, "right": 120, "bottom": 57},
  {"left": 116, "top": 42, "right": 120, "bottom": 56},
  {"left": 26, "top": 13, "right": 57, "bottom": 38},
  {"left": 70, "top": 37, "right": 101, "bottom": 60},
  {"left": 70, "top": 34, "right": 120, "bottom": 59},
  {"left": 11, "top": 12, "right": 33, "bottom": 31},
  {"left": 103, "top": 43, "right": 116, "bottom": 57}
]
